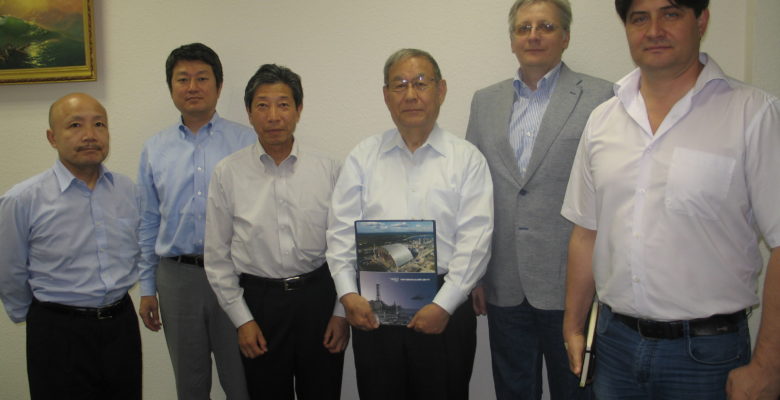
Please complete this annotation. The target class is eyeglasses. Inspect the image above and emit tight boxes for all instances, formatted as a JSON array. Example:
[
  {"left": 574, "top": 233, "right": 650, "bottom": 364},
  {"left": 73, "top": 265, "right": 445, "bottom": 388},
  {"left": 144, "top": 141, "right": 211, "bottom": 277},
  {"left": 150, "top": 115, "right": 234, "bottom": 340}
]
[
  {"left": 513, "top": 22, "right": 558, "bottom": 36},
  {"left": 386, "top": 75, "right": 438, "bottom": 93}
]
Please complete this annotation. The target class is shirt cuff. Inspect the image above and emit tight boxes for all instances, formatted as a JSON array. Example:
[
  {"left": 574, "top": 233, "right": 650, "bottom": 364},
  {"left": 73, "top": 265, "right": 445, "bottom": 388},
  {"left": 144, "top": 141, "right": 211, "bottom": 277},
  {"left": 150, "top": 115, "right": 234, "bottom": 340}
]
[
  {"left": 332, "top": 268, "right": 359, "bottom": 300},
  {"left": 332, "top": 300, "right": 346, "bottom": 318},
  {"left": 223, "top": 298, "right": 254, "bottom": 328},
  {"left": 432, "top": 280, "right": 468, "bottom": 315},
  {"left": 139, "top": 278, "right": 157, "bottom": 297}
]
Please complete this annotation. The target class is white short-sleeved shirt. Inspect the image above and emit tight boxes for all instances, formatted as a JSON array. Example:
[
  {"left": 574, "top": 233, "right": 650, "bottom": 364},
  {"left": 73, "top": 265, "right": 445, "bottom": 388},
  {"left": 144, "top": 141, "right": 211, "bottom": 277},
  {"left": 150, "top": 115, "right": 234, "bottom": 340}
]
[{"left": 562, "top": 54, "right": 780, "bottom": 321}]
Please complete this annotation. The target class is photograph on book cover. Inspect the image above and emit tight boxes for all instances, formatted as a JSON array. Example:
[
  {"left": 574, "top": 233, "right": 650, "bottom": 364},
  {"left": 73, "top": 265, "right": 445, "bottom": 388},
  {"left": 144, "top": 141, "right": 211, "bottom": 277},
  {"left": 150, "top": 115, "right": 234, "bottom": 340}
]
[
  {"left": 0, "top": 0, "right": 96, "bottom": 84},
  {"left": 355, "top": 220, "right": 438, "bottom": 325}
]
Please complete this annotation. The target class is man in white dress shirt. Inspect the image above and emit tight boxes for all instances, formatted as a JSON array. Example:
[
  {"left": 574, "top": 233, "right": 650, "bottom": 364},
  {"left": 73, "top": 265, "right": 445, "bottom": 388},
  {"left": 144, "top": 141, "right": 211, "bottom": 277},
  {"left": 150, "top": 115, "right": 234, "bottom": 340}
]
[
  {"left": 561, "top": 1, "right": 780, "bottom": 398},
  {"left": 205, "top": 64, "right": 349, "bottom": 400},
  {"left": 326, "top": 48, "right": 494, "bottom": 400}
]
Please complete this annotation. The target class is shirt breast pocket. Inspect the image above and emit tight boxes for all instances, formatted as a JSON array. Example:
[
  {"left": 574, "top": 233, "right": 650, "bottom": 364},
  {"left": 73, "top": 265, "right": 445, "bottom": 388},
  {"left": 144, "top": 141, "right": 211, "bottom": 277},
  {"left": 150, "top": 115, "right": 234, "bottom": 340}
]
[
  {"left": 664, "top": 148, "right": 735, "bottom": 221},
  {"left": 114, "top": 217, "right": 140, "bottom": 259},
  {"left": 296, "top": 208, "right": 328, "bottom": 253}
]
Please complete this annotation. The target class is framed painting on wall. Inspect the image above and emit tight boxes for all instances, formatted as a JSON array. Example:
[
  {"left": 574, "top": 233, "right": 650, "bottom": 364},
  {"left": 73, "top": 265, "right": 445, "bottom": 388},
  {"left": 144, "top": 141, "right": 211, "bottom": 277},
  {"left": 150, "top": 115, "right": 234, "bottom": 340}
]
[{"left": 0, "top": 0, "right": 95, "bottom": 85}]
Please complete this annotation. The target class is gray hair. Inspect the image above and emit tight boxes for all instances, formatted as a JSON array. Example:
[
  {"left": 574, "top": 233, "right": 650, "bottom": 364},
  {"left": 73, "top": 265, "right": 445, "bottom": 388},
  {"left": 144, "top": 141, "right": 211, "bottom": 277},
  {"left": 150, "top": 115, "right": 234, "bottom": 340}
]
[
  {"left": 383, "top": 48, "right": 442, "bottom": 85},
  {"left": 508, "top": 0, "right": 573, "bottom": 33}
]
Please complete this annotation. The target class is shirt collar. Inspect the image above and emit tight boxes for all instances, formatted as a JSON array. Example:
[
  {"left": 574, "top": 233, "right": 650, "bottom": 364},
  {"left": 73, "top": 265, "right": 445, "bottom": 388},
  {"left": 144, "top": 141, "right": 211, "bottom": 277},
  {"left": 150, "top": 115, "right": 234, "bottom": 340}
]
[
  {"left": 380, "top": 124, "right": 447, "bottom": 157},
  {"left": 52, "top": 159, "right": 112, "bottom": 192},
  {"left": 177, "top": 111, "right": 221, "bottom": 137},
  {"left": 513, "top": 62, "right": 562, "bottom": 97},
  {"left": 254, "top": 140, "right": 299, "bottom": 165},
  {"left": 614, "top": 53, "right": 729, "bottom": 105}
]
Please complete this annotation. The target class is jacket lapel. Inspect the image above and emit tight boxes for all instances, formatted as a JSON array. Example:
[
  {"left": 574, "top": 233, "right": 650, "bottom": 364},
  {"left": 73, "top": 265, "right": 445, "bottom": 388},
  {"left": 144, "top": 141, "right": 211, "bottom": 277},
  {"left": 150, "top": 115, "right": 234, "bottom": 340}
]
[
  {"left": 520, "top": 64, "right": 581, "bottom": 187},
  {"left": 489, "top": 80, "right": 525, "bottom": 188}
]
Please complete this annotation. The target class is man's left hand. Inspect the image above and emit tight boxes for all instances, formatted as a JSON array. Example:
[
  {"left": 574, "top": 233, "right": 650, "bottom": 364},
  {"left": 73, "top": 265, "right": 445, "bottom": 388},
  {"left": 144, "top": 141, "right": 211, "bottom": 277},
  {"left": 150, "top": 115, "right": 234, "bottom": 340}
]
[
  {"left": 407, "top": 303, "right": 450, "bottom": 334},
  {"left": 726, "top": 361, "right": 780, "bottom": 399},
  {"left": 323, "top": 315, "right": 350, "bottom": 354}
]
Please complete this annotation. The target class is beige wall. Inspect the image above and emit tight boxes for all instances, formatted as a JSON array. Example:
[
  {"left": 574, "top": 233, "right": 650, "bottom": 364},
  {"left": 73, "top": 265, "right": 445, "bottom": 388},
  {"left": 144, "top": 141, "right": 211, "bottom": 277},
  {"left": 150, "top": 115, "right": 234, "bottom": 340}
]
[{"left": 0, "top": 1, "right": 776, "bottom": 399}]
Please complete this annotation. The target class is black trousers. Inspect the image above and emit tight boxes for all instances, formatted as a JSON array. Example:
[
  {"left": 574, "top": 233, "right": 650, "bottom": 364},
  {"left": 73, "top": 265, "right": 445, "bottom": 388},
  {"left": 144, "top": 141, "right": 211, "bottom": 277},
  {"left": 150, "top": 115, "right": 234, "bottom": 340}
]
[
  {"left": 352, "top": 295, "right": 477, "bottom": 400},
  {"left": 26, "top": 296, "right": 142, "bottom": 400},
  {"left": 240, "top": 268, "right": 345, "bottom": 400}
]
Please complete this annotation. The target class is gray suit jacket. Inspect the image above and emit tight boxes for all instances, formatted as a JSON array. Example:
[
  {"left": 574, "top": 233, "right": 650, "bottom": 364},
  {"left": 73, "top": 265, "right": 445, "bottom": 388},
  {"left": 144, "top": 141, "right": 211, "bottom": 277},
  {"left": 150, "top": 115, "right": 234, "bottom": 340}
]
[{"left": 465, "top": 63, "right": 612, "bottom": 309}]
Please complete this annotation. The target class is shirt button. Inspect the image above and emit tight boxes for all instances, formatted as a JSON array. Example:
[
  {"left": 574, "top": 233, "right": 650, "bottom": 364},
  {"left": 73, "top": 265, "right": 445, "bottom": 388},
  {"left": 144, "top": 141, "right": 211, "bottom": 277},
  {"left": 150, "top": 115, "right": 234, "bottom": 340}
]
[
  {"left": 632, "top": 276, "right": 640, "bottom": 282},
  {"left": 197, "top": 167, "right": 203, "bottom": 172},
  {"left": 197, "top": 191, "right": 202, "bottom": 196}
]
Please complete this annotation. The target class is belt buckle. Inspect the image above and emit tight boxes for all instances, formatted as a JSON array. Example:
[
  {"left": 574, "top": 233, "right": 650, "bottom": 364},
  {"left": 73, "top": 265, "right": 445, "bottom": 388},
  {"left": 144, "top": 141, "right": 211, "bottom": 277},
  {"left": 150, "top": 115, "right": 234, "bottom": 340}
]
[
  {"left": 96, "top": 307, "right": 113, "bottom": 320},
  {"left": 282, "top": 276, "right": 301, "bottom": 291}
]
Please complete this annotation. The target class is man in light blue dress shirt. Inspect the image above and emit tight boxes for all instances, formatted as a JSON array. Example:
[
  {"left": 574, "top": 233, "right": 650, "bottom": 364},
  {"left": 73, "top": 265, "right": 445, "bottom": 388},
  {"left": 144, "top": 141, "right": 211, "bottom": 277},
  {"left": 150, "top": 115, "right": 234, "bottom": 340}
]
[
  {"left": 137, "top": 43, "right": 255, "bottom": 400},
  {"left": 0, "top": 93, "right": 142, "bottom": 399}
]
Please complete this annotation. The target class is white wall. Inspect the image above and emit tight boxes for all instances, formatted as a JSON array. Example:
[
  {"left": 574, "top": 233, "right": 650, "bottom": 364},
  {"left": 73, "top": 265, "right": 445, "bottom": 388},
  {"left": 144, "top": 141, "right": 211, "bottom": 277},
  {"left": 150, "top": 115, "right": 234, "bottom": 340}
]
[{"left": 0, "top": 1, "right": 776, "bottom": 399}]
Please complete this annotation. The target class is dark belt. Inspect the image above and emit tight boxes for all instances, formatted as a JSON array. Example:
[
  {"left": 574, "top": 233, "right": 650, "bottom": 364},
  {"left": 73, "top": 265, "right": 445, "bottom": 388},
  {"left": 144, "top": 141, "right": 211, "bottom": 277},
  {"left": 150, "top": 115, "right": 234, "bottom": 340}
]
[
  {"left": 611, "top": 307, "right": 745, "bottom": 339},
  {"left": 240, "top": 263, "right": 329, "bottom": 291},
  {"left": 33, "top": 294, "right": 131, "bottom": 320},
  {"left": 166, "top": 254, "right": 205, "bottom": 267}
]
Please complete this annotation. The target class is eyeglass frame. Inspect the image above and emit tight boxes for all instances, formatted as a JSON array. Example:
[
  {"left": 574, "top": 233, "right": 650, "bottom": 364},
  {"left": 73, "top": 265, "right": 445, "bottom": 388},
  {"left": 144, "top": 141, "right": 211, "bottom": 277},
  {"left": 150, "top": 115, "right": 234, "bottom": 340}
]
[
  {"left": 385, "top": 74, "right": 440, "bottom": 93},
  {"left": 512, "top": 22, "right": 560, "bottom": 36}
]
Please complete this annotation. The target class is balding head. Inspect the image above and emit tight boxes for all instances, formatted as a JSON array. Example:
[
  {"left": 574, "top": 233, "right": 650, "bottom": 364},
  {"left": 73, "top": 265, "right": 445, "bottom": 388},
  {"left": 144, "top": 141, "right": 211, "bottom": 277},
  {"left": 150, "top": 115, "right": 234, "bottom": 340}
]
[
  {"left": 46, "top": 93, "right": 110, "bottom": 180},
  {"left": 49, "top": 93, "right": 107, "bottom": 129}
]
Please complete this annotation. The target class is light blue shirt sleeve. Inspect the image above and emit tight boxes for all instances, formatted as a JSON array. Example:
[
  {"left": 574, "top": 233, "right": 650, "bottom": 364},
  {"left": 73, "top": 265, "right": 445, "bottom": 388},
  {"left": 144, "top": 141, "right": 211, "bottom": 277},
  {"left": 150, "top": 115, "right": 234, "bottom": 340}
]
[
  {"left": 137, "top": 113, "right": 256, "bottom": 297},
  {"left": 0, "top": 162, "right": 140, "bottom": 322},
  {"left": 0, "top": 184, "right": 33, "bottom": 323},
  {"left": 137, "top": 144, "right": 162, "bottom": 296}
]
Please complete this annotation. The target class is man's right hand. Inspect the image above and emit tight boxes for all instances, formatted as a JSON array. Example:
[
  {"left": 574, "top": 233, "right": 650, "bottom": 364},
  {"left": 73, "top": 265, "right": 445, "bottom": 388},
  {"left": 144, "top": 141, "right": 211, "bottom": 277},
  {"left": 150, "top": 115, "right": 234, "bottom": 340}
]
[
  {"left": 139, "top": 295, "right": 162, "bottom": 331},
  {"left": 563, "top": 329, "right": 586, "bottom": 377},
  {"left": 238, "top": 320, "right": 268, "bottom": 359},
  {"left": 471, "top": 285, "right": 487, "bottom": 316},
  {"left": 340, "top": 293, "right": 379, "bottom": 331}
]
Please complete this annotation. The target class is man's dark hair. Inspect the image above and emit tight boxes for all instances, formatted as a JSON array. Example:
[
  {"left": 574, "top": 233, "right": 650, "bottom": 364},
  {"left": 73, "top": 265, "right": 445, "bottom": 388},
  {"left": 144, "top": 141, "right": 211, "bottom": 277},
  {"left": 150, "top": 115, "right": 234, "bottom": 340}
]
[
  {"left": 243, "top": 64, "right": 303, "bottom": 110},
  {"left": 615, "top": 0, "right": 709, "bottom": 23},
  {"left": 165, "top": 43, "right": 223, "bottom": 90}
]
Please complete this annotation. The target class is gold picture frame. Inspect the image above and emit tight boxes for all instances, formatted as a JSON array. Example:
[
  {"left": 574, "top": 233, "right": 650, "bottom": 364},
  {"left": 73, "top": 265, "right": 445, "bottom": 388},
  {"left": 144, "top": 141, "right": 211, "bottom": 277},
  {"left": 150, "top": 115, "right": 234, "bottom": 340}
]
[{"left": 0, "top": 0, "right": 95, "bottom": 85}]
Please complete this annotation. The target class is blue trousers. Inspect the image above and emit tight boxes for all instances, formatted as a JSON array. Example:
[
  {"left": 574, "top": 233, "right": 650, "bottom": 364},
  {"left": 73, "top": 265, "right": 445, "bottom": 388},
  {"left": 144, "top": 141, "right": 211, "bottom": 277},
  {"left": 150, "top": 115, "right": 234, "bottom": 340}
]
[
  {"left": 594, "top": 305, "right": 751, "bottom": 399},
  {"left": 486, "top": 299, "right": 590, "bottom": 400}
]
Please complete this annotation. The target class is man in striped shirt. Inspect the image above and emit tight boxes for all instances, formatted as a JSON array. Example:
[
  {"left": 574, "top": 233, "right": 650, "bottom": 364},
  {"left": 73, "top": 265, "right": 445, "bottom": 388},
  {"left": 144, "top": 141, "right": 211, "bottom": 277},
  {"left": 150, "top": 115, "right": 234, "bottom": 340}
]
[{"left": 465, "top": 1, "right": 612, "bottom": 399}]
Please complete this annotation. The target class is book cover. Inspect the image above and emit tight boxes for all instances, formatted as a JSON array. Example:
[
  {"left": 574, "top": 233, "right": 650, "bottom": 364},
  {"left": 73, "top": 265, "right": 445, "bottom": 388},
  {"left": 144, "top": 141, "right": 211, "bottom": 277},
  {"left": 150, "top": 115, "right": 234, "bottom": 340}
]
[
  {"left": 579, "top": 300, "right": 599, "bottom": 387},
  {"left": 354, "top": 220, "right": 438, "bottom": 325}
]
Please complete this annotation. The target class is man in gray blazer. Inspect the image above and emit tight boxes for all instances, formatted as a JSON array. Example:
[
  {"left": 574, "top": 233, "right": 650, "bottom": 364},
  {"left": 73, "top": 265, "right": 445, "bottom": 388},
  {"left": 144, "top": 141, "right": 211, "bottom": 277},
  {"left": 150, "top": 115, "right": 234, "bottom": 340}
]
[{"left": 465, "top": 1, "right": 612, "bottom": 399}]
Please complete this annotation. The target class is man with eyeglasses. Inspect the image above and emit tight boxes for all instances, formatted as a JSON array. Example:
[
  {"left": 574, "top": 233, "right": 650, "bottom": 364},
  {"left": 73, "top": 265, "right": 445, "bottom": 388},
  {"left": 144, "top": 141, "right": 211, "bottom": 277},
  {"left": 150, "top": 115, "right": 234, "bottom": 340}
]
[
  {"left": 465, "top": 1, "right": 611, "bottom": 399},
  {"left": 327, "top": 48, "right": 494, "bottom": 400},
  {"left": 562, "top": 0, "right": 780, "bottom": 398}
]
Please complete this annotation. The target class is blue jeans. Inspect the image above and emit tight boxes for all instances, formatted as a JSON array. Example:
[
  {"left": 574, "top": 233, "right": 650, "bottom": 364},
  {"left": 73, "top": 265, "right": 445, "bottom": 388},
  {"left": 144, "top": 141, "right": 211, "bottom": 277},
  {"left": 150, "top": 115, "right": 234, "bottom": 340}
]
[
  {"left": 594, "top": 305, "right": 751, "bottom": 399},
  {"left": 487, "top": 299, "right": 591, "bottom": 400}
]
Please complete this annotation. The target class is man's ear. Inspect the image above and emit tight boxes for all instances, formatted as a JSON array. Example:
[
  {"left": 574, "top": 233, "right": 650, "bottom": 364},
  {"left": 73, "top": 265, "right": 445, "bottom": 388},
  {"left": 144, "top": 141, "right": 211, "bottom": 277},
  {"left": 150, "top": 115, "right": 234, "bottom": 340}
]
[
  {"left": 46, "top": 129, "right": 57, "bottom": 149},
  {"left": 697, "top": 9, "right": 710, "bottom": 38}
]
